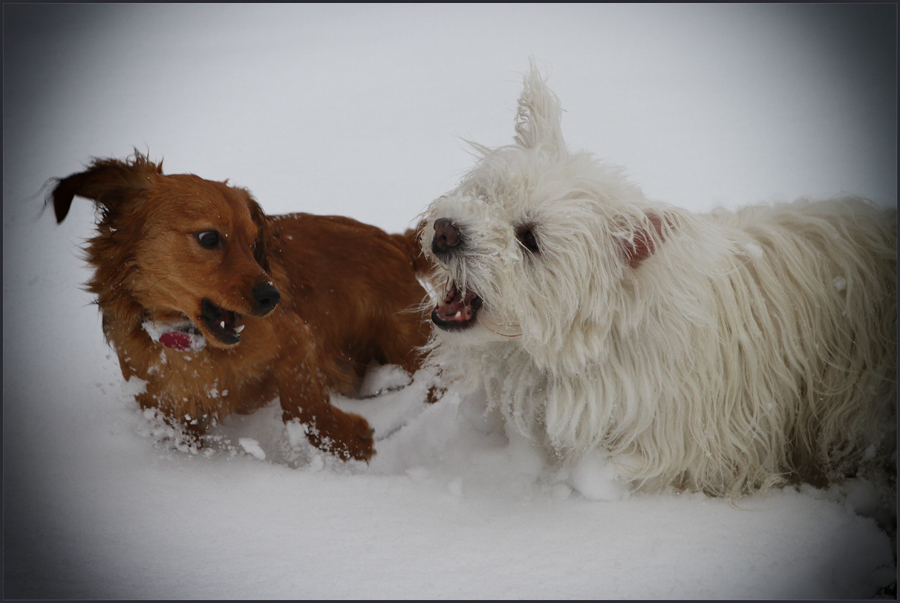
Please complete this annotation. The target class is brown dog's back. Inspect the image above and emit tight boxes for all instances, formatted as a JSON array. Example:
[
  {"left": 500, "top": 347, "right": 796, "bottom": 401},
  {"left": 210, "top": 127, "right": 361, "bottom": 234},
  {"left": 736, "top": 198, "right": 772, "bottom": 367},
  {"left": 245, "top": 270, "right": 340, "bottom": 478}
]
[{"left": 268, "top": 213, "right": 430, "bottom": 389}]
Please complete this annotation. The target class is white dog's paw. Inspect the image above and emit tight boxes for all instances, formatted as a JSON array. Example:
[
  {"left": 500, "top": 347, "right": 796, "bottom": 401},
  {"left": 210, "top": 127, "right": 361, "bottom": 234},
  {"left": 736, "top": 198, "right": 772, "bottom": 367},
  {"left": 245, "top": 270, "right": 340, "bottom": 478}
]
[{"left": 564, "top": 450, "right": 631, "bottom": 502}]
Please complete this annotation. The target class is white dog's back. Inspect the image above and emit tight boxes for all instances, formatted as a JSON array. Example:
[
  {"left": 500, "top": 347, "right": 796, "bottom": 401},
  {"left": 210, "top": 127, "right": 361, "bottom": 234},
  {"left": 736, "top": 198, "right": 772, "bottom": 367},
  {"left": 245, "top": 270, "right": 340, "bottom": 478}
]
[{"left": 612, "top": 197, "right": 897, "bottom": 494}]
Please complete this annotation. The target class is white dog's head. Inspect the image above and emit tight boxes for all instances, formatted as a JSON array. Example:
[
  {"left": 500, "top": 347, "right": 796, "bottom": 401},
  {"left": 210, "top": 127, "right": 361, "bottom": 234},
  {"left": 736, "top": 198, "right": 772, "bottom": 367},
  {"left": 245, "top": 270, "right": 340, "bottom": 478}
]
[{"left": 421, "top": 63, "right": 673, "bottom": 374}]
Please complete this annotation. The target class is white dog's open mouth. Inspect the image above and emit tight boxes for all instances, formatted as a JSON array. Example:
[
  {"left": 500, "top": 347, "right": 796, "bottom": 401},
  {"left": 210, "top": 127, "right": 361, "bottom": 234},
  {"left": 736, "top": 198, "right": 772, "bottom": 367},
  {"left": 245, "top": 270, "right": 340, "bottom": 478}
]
[{"left": 432, "top": 284, "right": 482, "bottom": 331}]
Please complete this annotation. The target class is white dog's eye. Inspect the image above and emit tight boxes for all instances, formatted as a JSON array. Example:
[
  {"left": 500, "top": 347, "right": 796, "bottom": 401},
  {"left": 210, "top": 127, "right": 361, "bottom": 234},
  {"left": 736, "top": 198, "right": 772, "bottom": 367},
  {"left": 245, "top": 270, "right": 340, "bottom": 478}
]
[{"left": 515, "top": 225, "right": 540, "bottom": 254}]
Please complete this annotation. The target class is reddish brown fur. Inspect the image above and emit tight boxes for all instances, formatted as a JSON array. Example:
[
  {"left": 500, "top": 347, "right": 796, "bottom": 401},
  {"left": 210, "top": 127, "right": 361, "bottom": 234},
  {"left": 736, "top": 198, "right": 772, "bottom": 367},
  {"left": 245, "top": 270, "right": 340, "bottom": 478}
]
[{"left": 51, "top": 153, "right": 430, "bottom": 461}]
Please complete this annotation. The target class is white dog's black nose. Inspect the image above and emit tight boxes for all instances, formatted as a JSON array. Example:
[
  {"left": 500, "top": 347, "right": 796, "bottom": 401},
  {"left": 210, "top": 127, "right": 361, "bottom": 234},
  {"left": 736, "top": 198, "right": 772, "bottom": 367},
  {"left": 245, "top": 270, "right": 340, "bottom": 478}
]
[{"left": 432, "top": 218, "right": 462, "bottom": 256}]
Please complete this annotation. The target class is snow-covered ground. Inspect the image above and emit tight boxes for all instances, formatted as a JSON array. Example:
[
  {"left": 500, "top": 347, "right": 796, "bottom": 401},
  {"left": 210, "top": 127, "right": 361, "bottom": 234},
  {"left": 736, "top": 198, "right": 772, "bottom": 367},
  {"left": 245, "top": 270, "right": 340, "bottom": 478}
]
[{"left": 3, "top": 4, "right": 896, "bottom": 599}]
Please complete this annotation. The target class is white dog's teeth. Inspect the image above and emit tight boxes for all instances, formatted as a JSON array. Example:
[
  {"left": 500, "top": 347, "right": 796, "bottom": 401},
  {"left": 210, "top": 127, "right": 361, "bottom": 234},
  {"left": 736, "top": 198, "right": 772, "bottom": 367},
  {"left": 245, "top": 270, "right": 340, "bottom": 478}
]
[
  {"left": 455, "top": 311, "right": 462, "bottom": 319},
  {"left": 220, "top": 321, "right": 226, "bottom": 329},
  {"left": 235, "top": 324, "right": 245, "bottom": 333}
]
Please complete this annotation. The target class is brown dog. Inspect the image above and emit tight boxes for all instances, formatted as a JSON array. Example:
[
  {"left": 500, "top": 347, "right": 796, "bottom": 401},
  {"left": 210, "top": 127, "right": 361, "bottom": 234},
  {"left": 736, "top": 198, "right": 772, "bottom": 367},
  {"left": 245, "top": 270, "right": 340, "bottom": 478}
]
[{"left": 50, "top": 153, "right": 430, "bottom": 461}]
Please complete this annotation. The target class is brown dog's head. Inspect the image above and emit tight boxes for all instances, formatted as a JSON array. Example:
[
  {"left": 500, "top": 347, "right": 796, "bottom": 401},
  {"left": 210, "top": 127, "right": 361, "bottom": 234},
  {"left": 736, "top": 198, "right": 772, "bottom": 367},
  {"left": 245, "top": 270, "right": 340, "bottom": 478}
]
[{"left": 50, "top": 152, "right": 280, "bottom": 348}]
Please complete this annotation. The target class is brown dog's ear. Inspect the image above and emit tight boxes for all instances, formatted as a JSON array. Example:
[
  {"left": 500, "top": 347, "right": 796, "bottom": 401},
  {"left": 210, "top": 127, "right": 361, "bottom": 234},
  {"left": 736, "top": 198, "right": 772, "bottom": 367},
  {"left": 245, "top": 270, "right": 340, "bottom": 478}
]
[
  {"left": 619, "top": 213, "right": 670, "bottom": 269},
  {"left": 49, "top": 153, "right": 162, "bottom": 223},
  {"left": 248, "top": 199, "right": 272, "bottom": 274}
]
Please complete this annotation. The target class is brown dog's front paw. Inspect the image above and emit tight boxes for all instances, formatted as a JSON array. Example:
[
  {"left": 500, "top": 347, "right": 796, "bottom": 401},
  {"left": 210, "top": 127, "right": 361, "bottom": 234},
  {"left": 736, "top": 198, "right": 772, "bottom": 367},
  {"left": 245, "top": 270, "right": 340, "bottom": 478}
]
[
  {"left": 326, "top": 411, "right": 375, "bottom": 461},
  {"left": 299, "top": 410, "right": 375, "bottom": 462},
  {"left": 340, "top": 425, "right": 376, "bottom": 462}
]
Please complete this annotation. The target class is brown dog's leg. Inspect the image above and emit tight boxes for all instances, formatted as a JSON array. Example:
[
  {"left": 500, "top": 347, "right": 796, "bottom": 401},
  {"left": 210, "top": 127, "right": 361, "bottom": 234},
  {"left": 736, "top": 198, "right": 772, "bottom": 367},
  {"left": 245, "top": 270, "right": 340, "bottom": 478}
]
[
  {"left": 135, "top": 388, "right": 214, "bottom": 443},
  {"left": 282, "top": 397, "right": 376, "bottom": 461},
  {"left": 376, "top": 304, "right": 431, "bottom": 376},
  {"left": 276, "top": 366, "right": 375, "bottom": 461}
]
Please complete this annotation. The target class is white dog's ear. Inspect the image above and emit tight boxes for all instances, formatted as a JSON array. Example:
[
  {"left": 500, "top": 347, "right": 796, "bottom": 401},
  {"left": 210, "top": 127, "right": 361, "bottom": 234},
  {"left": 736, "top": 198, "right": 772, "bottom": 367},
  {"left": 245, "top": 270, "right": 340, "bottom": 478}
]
[
  {"left": 616, "top": 213, "right": 670, "bottom": 269},
  {"left": 514, "top": 62, "right": 566, "bottom": 155}
]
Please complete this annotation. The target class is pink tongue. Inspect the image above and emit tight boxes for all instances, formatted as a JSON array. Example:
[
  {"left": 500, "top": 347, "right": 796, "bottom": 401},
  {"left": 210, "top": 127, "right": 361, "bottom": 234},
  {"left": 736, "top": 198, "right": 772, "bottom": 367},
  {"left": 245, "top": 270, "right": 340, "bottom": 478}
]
[
  {"left": 436, "top": 288, "right": 474, "bottom": 322},
  {"left": 159, "top": 331, "right": 193, "bottom": 351}
]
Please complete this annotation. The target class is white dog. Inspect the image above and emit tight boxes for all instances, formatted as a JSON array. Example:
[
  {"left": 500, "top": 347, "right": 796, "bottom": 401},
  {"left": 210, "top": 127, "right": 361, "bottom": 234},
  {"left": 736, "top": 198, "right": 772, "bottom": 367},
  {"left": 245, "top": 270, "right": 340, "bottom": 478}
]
[{"left": 420, "top": 63, "right": 897, "bottom": 497}]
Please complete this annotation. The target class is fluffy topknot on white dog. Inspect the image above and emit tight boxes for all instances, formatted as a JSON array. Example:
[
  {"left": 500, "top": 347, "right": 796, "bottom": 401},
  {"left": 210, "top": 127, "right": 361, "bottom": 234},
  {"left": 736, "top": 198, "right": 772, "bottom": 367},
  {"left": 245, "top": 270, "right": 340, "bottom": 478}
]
[{"left": 421, "top": 63, "right": 897, "bottom": 497}]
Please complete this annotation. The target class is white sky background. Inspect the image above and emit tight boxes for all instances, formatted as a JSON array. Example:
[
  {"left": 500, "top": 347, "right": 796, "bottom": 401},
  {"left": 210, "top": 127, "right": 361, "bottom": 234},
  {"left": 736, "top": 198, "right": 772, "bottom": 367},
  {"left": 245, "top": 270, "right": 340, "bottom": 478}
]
[
  {"left": 5, "top": 4, "right": 896, "bottom": 230},
  {"left": 3, "top": 3, "right": 897, "bottom": 598}
]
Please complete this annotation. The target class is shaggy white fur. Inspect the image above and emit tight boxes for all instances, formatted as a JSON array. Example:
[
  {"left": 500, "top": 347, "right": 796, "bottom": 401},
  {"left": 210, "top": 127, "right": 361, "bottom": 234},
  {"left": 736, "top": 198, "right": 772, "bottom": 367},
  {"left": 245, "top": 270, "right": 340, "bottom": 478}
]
[{"left": 420, "top": 62, "right": 897, "bottom": 497}]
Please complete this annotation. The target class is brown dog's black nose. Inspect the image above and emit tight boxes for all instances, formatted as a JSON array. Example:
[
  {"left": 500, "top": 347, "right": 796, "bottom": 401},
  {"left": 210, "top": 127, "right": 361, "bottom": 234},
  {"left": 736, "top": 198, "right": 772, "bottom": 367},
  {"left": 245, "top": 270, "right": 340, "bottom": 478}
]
[
  {"left": 252, "top": 283, "right": 281, "bottom": 316},
  {"left": 432, "top": 218, "right": 462, "bottom": 256}
]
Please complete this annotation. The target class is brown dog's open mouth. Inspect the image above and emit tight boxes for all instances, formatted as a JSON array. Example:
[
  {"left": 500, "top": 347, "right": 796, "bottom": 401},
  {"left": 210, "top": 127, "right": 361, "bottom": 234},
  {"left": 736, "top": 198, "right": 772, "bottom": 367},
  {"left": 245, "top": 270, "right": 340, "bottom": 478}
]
[
  {"left": 143, "top": 318, "right": 207, "bottom": 351},
  {"left": 201, "top": 298, "right": 245, "bottom": 345},
  {"left": 432, "top": 284, "right": 482, "bottom": 331}
]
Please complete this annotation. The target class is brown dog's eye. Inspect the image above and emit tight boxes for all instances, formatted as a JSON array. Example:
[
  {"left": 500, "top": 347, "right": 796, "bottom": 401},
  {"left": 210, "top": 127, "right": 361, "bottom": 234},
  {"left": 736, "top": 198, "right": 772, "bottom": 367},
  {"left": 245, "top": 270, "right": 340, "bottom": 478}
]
[
  {"left": 196, "top": 231, "right": 221, "bottom": 249},
  {"left": 515, "top": 225, "right": 540, "bottom": 254}
]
